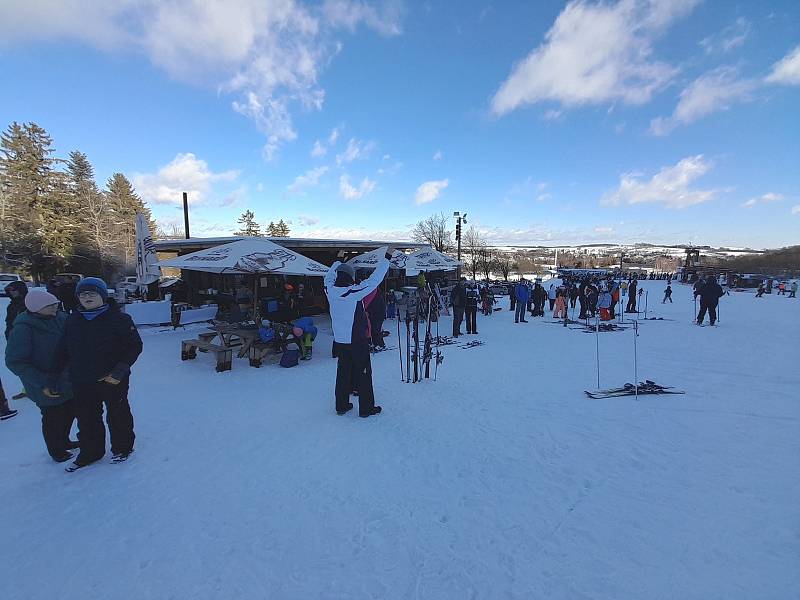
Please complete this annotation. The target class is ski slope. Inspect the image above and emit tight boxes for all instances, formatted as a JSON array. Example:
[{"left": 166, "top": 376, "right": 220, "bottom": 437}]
[{"left": 1, "top": 280, "right": 798, "bottom": 600}]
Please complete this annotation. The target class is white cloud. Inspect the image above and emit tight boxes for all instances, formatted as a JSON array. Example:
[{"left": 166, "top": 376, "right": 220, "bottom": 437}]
[
  {"left": 321, "top": 0, "right": 404, "bottom": 36},
  {"left": 339, "top": 174, "right": 376, "bottom": 200},
  {"left": 414, "top": 179, "right": 449, "bottom": 205},
  {"left": 297, "top": 214, "right": 320, "bottom": 226},
  {"left": 742, "top": 192, "right": 784, "bottom": 208},
  {"left": 700, "top": 17, "right": 750, "bottom": 54},
  {"left": 433, "top": 150, "right": 443, "bottom": 160},
  {"left": 491, "top": 0, "right": 699, "bottom": 115},
  {"left": 328, "top": 126, "right": 341, "bottom": 145},
  {"left": 133, "top": 153, "right": 240, "bottom": 205},
  {"left": 603, "top": 155, "right": 717, "bottom": 209},
  {"left": 766, "top": 45, "right": 800, "bottom": 86},
  {"left": 542, "top": 109, "right": 563, "bottom": 121},
  {"left": 0, "top": 1, "right": 403, "bottom": 160},
  {"left": 336, "top": 138, "right": 375, "bottom": 165},
  {"left": 650, "top": 67, "right": 756, "bottom": 135},
  {"left": 791, "top": 205, "right": 800, "bottom": 215},
  {"left": 377, "top": 161, "right": 403, "bottom": 176},
  {"left": 310, "top": 140, "right": 327, "bottom": 158},
  {"left": 287, "top": 166, "right": 329, "bottom": 193}
]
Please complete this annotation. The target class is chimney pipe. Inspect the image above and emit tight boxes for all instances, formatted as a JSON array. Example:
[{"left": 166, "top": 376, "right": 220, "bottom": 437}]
[{"left": 182, "top": 192, "right": 190, "bottom": 239}]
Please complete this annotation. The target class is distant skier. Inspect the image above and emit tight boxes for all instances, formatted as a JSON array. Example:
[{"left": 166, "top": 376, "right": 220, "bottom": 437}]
[
  {"left": 755, "top": 283, "right": 765, "bottom": 298},
  {"left": 553, "top": 289, "right": 568, "bottom": 319},
  {"left": 789, "top": 281, "right": 798, "bottom": 298},
  {"left": 532, "top": 282, "right": 547, "bottom": 317},
  {"left": 626, "top": 278, "right": 638, "bottom": 313},
  {"left": 325, "top": 252, "right": 391, "bottom": 417},
  {"left": 514, "top": 278, "right": 529, "bottom": 323},
  {"left": 450, "top": 277, "right": 467, "bottom": 337},
  {"left": 547, "top": 284, "right": 557, "bottom": 311},
  {"left": 465, "top": 283, "right": 479, "bottom": 334},
  {"left": 663, "top": 284, "right": 673, "bottom": 303},
  {"left": 697, "top": 275, "right": 724, "bottom": 326}
]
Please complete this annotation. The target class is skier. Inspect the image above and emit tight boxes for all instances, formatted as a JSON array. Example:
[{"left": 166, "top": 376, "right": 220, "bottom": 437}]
[
  {"left": 663, "top": 284, "right": 673, "bottom": 303},
  {"left": 5, "top": 280, "right": 28, "bottom": 339},
  {"left": 365, "top": 285, "right": 387, "bottom": 350},
  {"left": 609, "top": 281, "right": 620, "bottom": 318},
  {"left": 692, "top": 278, "right": 703, "bottom": 300},
  {"left": 553, "top": 289, "right": 568, "bottom": 319},
  {"left": 325, "top": 252, "right": 390, "bottom": 417},
  {"left": 789, "top": 281, "right": 798, "bottom": 298},
  {"left": 465, "top": 282, "right": 479, "bottom": 334},
  {"left": 569, "top": 285, "right": 579, "bottom": 309},
  {"left": 514, "top": 278, "right": 529, "bottom": 323},
  {"left": 5, "top": 290, "right": 78, "bottom": 460},
  {"left": 50, "top": 278, "right": 142, "bottom": 470},
  {"left": 450, "top": 277, "right": 467, "bottom": 337},
  {"left": 697, "top": 275, "right": 724, "bottom": 326},
  {"left": 531, "top": 282, "right": 546, "bottom": 317},
  {"left": 547, "top": 284, "right": 557, "bottom": 311},
  {"left": 755, "top": 283, "right": 765, "bottom": 298},
  {"left": 626, "top": 278, "right": 638, "bottom": 313}
]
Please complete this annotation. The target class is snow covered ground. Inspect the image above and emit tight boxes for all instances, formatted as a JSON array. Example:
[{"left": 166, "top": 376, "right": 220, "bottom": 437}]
[{"left": 1, "top": 280, "right": 798, "bottom": 600}]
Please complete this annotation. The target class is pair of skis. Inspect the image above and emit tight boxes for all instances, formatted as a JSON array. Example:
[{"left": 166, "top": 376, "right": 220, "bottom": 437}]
[{"left": 585, "top": 380, "right": 684, "bottom": 399}]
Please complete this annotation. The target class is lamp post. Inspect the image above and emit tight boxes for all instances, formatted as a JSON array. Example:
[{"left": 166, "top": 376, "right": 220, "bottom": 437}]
[{"left": 454, "top": 211, "right": 467, "bottom": 279}]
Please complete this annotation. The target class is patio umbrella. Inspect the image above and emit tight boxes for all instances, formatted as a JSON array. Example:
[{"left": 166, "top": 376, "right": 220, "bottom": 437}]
[
  {"left": 157, "top": 238, "right": 329, "bottom": 276},
  {"left": 348, "top": 247, "right": 460, "bottom": 275}
]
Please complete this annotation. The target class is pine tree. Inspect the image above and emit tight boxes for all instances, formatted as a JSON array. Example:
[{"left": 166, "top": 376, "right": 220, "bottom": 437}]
[
  {"left": 266, "top": 221, "right": 277, "bottom": 236},
  {"left": 235, "top": 210, "right": 262, "bottom": 236},
  {"left": 274, "top": 219, "right": 290, "bottom": 237},
  {"left": 106, "top": 172, "right": 153, "bottom": 271},
  {"left": 0, "top": 122, "right": 64, "bottom": 279}
]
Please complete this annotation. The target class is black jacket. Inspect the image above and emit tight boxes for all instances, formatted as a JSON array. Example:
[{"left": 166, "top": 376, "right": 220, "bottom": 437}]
[
  {"left": 699, "top": 281, "right": 724, "bottom": 306},
  {"left": 5, "top": 281, "right": 28, "bottom": 338},
  {"left": 450, "top": 283, "right": 467, "bottom": 308},
  {"left": 53, "top": 300, "right": 143, "bottom": 385}
]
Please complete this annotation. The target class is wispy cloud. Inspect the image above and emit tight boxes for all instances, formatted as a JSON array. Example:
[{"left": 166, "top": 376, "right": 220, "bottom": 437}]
[
  {"left": 133, "top": 153, "right": 239, "bottom": 206},
  {"left": 297, "top": 214, "right": 320, "bottom": 226},
  {"left": 433, "top": 150, "right": 443, "bottom": 160},
  {"left": 650, "top": 67, "right": 756, "bottom": 135},
  {"left": 414, "top": 179, "right": 449, "bottom": 205},
  {"left": 765, "top": 45, "right": 800, "bottom": 86},
  {"left": 336, "top": 138, "right": 376, "bottom": 165},
  {"left": 287, "top": 166, "right": 329, "bottom": 194},
  {"left": 310, "top": 140, "right": 327, "bottom": 158},
  {"left": 603, "top": 155, "right": 718, "bottom": 209},
  {"left": 491, "top": 0, "right": 699, "bottom": 115},
  {"left": 700, "top": 17, "right": 750, "bottom": 54},
  {"left": 339, "top": 174, "right": 376, "bottom": 200},
  {"left": 742, "top": 192, "right": 783, "bottom": 208},
  {"left": 791, "top": 205, "right": 800, "bottom": 216}
]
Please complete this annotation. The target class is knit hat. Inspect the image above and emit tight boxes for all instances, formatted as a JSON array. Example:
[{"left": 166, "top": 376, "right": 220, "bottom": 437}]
[
  {"left": 24, "top": 290, "right": 60, "bottom": 313},
  {"left": 75, "top": 277, "right": 109, "bottom": 301},
  {"left": 335, "top": 262, "right": 356, "bottom": 280}
]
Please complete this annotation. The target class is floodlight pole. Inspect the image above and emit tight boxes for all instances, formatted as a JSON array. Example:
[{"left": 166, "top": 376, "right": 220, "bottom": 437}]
[{"left": 454, "top": 211, "right": 466, "bottom": 279}]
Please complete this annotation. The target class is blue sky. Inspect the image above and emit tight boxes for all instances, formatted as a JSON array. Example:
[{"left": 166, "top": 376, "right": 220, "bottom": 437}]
[{"left": 1, "top": 0, "right": 798, "bottom": 248}]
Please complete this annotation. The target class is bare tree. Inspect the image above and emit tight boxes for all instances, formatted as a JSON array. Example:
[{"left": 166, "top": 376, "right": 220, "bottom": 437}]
[
  {"left": 462, "top": 225, "right": 485, "bottom": 280},
  {"left": 478, "top": 247, "right": 498, "bottom": 280},
  {"left": 411, "top": 212, "right": 454, "bottom": 253},
  {"left": 495, "top": 252, "right": 516, "bottom": 281}
]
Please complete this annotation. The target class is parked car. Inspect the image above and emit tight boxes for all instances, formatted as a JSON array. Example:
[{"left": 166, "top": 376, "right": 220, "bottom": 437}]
[
  {"left": 0, "top": 273, "right": 25, "bottom": 296},
  {"left": 116, "top": 276, "right": 139, "bottom": 294},
  {"left": 489, "top": 284, "right": 510, "bottom": 297}
]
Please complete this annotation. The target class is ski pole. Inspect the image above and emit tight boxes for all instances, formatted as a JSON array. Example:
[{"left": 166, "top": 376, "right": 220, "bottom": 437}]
[
  {"left": 633, "top": 319, "right": 639, "bottom": 400},
  {"left": 644, "top": 291, "right": 648, "bottom": 318},
  {"left": 397, "top": 309, "right": 404, "bottom": 382},
  {"left": 595, "top": 315, "right": 601, "bottom": 389},
  {"left": 693, "top": 295, "right": 697, "bottom": 323}
]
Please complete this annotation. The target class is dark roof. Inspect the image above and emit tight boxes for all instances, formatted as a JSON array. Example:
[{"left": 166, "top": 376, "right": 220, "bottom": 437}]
[{"left": 154, "top": 236, "right": 426, "bottom": 254}]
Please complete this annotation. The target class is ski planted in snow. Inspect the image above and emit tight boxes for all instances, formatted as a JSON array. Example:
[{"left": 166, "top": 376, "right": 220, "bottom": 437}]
[{"left": 585, "top": 381, "right": 684, "bottom": 399}]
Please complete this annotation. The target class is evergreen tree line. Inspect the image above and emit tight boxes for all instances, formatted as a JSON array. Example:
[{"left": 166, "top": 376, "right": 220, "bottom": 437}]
[
  {"left": 234, "top": 210, "right": 290, "bottom": 237},
  {"left": 0, "top": 122, "right": 156, "bottom": 282}
]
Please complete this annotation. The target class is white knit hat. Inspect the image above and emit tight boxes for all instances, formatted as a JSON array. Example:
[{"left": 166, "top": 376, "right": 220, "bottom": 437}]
[{"left": 24, "top": 290, "right": 60, "bottom": 313}]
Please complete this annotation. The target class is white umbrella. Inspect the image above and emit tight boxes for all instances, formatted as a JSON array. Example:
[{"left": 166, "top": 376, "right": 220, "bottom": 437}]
[
  {"left": 135, "top": 213, "right": 161, "bottom": 286},
  {"left": 347, "top": 247, "right": 460, "bottom": 275},
  {"left": 157, "top": 238, "right": 329, "bottom": 276}
]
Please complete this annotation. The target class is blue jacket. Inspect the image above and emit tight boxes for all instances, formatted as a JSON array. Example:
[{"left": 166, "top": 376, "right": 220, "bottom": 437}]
[
  {"left": 514, "top": 282, "right": 530, "bottom": 303},
  {"left": 5, "top": 311, "right": 73, "bottom": 407}
]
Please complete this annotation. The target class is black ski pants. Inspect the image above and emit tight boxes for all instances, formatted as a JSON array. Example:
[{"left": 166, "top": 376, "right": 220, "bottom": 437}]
[
  {"left": 548, "top": 298, "right": 556, "bottom": 311},
  {"left": 663, "top": 293, "right": 672, "bottom": 303},
  {"left": 74, "top": 380, "right": 135, "bottom": 464},
  {"left": 465, "top": 306, "right": 478, "bottom": 334},
  {"left": 335, "top": 343, "right": 375, "bottom": 416},
  {"left": 452, "top": 306, "right": 464, "bottom": 337},
  {"left": 41, "top": 400, "right": 76, "bottom": 459},
  {"left": 578, "top": 297, "right": 587, "bottom": 319},
  {"left": 370, "top": 318, "right": 386, "bottom": 348},
  {"left": 626, "top": 295, "right": 636, "bottom": 312},
  {"left": 697, "top": 301, "right": 717, "bottom": 325}
]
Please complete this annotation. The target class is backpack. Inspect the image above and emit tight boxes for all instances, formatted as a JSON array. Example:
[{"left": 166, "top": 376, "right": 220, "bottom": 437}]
[{"left": 279, "top": 348, "right": 300, "bottom": 368}]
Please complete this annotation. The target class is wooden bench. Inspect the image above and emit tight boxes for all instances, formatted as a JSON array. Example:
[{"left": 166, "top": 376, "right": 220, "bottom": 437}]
[{"left": 181, "top": 339, "right": 233, "bottom": 372}]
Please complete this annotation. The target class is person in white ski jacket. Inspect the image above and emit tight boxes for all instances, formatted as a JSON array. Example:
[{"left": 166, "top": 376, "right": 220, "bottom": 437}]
[{"left": 325, "top": 249, "right": 391, "bottom": 417}]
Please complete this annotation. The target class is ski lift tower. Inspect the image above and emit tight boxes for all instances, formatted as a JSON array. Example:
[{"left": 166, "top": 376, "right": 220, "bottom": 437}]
[{"left": 682, "top": 246, "right": 701, "bottom": 283}]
